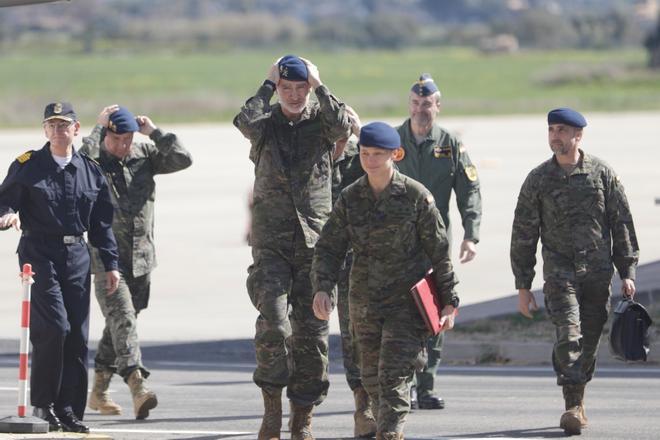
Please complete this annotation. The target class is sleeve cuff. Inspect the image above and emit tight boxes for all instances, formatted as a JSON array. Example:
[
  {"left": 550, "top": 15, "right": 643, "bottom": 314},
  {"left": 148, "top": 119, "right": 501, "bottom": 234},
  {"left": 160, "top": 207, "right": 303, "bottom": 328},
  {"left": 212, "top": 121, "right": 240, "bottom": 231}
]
[{"left": 149, "top": 128, "right": 164, "bottom": 141}]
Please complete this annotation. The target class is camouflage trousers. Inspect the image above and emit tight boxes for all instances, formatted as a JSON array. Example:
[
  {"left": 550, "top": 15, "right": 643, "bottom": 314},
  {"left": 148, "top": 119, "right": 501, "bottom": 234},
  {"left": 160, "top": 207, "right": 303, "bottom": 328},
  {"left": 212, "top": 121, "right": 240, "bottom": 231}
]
[
  {"left": 352, "top": 297, "right": 427, "bottom": 433},
  {"left": 544, "top": 273, "right": 612, "bottom": 386},
  {"left": 247, "top": 242, "right": 329, "bottom": 407},
  {"left": 336, "top": 252, "right": 362, "bottom": 390},
  {"left": 93, "top": 271, "right": 150, "bottom": 380}
]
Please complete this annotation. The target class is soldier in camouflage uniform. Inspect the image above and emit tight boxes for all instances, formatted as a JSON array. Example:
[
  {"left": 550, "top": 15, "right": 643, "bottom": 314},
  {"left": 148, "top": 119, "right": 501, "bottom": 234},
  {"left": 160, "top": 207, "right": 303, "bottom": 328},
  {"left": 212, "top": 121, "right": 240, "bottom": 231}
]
[
  {"left": 312, "top": 122, "right": 459, "bottom": 440},
  {"left": 511, "top": 108, "right": 638, "bottom": 435},
  {"left": 234, "top": 55, "right": 350, "bottom": 440},
  {"left": 81, "top": 105, "right": 192, "bottom": 420},
  {"left": 330, "top": 107, "right": 376, "bottom": 437},
  {"left": 396, "top": 74, "right": 481, "bottom": 410}
]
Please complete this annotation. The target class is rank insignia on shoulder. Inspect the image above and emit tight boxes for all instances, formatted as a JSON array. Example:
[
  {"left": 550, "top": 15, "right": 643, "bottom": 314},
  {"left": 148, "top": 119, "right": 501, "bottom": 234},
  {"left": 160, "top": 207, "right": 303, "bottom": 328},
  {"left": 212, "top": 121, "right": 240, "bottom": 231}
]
[
  {"left": 425, "top": 194, "right": 435, "bottom": 205},
  {"left": 433, "top": 145, "right": 451, "bottom": 159},
  {"left": 16, "top": 151, "right": 32, "bottom": 164},
  {"left": 464, "top": 165, "right": 478, "bottom": 181}
]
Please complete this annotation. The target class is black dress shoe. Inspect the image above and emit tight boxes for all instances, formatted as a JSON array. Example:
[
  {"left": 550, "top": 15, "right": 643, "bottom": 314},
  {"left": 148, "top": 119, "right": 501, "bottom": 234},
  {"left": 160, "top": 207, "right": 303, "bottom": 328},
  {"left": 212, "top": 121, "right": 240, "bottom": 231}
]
[
  {"left": 57, "top": 411, "right": 90, "bottom": 433},
  {"left": 33, "top": 406, "right": 63, "bottom": 432},
  {"left": 418, "top": 394, "right": 445, "bottom": 409}
]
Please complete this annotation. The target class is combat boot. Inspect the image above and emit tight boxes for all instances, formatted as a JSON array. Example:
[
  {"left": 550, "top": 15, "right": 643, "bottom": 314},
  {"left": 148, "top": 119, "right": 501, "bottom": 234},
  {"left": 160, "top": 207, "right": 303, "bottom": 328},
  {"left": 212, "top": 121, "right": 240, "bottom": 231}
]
[
  {"left": 560, "top": 384, "right": 587, "bottom": 435},
  {"left": 88, "top": 370, "right": 122, "bottom": 415},
  {"left": 289, "top": 401, "right": 314, "bottom": 440},
  {"left": 353, "top": 386, "right": 377, "bottom": 438},
  {"left": 127, "top": 369, "right": 158, "bottom": 420},
  {"left": 258, "top": 388, "right": 282, "bottom": 440}
]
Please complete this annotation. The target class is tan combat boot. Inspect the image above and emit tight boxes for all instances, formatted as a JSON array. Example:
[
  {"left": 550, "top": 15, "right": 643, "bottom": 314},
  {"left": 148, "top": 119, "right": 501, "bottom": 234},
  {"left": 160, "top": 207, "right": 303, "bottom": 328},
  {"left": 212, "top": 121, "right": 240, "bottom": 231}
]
[
  {"left": 289, "top": 401, "right": 314, "bottom": 440},
  {"left": 258, "top": 388, "right": 282, "bottom": 440},
  {"left": 353, "top": 386, "right": 377, "bottom": 438},
  {"left": 88, "top": 370, "right": 122, "bottom": 415},
  {"left": 127, "top": 369, "right": 158, "bottom": 420},
  {"left": 560, "top": 384, "right": 587, "bottom": 435}
]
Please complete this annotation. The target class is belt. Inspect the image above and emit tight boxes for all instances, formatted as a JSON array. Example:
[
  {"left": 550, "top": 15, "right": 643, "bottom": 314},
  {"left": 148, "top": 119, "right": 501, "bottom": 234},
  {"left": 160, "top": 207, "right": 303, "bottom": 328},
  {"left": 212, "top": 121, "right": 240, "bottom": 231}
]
[{"left": 22, "top": 231, "right": 84, "bottom": 244}]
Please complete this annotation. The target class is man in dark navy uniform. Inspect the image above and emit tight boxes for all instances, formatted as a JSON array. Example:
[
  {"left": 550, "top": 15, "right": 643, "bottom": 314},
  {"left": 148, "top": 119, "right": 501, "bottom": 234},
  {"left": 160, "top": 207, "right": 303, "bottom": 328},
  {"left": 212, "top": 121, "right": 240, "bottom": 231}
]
[{"left": 0, "top": 102, "right": 120, "bottom": 433}]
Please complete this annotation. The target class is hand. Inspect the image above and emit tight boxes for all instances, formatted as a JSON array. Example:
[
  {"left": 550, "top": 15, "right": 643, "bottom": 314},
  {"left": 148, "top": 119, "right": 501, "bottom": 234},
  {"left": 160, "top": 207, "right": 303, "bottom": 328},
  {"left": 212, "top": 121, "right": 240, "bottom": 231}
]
[
  {"left": 312, "top": 291, "right": 333, "bottom": 321},
  {"left": 105, "top": 270, "right": 120, "bottom": 295},
  {"left": 439, "top": 305, "right": 456, "bottom": 331},
  {"left": 300, "top": 57, "right": 322, "bottom": 89},
  {"left": 518, "top": 288, "right": 539, "bottom": 319},
  {"left": 621, "top": 278, "right": 635, "bottom": 299},
  {"left": 459, "top": 239, "right": 477, "bottom": 263},
  {"left": 344, "top": 105, "right": 362, "bottom": 137},
  {"left": 136, "top": 115, "right": 157, "bottom": 136},
  {"left": 0, "top": 213, "right": 20, "bottom": 231},
  {"left": 267, "top": 58, "right": 281, "bottom": 84},
  {"left": 97, "top": 105, "right": 120, "bottom": 127}
]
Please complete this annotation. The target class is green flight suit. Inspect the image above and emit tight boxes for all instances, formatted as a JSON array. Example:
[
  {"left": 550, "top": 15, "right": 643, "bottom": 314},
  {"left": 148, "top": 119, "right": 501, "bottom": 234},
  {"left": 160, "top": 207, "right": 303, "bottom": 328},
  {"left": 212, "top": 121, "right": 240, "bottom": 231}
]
[
  {"left": 511, "top": 150, "right": 638, "bottom": 386},
  {"left": 396, "top": 119, "right": 481, "bottom": 399},
  {"left": 312, "top": 170, "right": 459, "bottom": 434}
]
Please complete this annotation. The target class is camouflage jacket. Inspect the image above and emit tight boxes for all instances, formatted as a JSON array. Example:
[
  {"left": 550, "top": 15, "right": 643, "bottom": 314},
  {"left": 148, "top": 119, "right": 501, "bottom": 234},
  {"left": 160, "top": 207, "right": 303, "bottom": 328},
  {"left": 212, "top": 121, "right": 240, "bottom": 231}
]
[
  {"left": 81, "top": 125, "right": 193, "bottom": 276},
  {"left": 234, "top": 84, "right": 350, "bottom": 249},
  {"left": 511, "top": 150, "right": 639, "bottom": 289},
  {"left": 396, "top": 119, "right": 481, "bottom": 244},
  {"left": 311, "top": 170, "right": 459, "bottom": 307},
  {"left": 331, "top": 137, "right": 363, "bottom": 203}
]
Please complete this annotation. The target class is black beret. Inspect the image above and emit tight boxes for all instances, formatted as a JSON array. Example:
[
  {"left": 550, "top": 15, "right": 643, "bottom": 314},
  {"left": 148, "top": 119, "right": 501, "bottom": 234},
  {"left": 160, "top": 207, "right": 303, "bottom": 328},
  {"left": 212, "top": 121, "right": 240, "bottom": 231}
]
[{"left": 278, "top": 55, "right": 308, "bottom": 81}]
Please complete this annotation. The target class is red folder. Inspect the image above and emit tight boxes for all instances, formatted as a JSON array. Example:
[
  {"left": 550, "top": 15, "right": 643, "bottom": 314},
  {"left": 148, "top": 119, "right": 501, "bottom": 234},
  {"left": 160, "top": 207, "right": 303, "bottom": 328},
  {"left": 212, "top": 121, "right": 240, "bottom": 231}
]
[{"left": 410, "top": 269, "right": 456, "bottom": 335}]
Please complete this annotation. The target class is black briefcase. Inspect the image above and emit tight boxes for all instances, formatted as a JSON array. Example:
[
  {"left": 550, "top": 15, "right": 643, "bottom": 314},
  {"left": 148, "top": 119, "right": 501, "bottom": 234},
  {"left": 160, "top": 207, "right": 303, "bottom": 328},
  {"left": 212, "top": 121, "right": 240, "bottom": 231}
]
[{"left": 609, "top": 298, "right": 653, "bottom": 362}]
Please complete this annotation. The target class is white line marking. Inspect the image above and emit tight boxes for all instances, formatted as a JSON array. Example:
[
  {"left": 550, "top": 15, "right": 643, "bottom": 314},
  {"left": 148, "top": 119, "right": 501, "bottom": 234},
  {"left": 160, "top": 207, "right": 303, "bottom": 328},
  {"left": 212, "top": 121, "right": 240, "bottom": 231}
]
[{"left": 92, "top": 428, "right": 251, "bottom": 435}]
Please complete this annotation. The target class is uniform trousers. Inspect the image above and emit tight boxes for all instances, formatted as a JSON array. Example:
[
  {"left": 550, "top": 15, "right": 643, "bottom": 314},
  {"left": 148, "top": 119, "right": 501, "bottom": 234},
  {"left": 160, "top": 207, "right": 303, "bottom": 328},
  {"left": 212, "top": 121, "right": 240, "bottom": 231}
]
[
  {"left": 247, "top": 236, "right": 329, "bottom": 407},
  {"left": 93, "top": 272, "right": 150, "bottom": 380},
  {"left": 18, "top": 236, "right": 91, "bottom": 420},
  {"left": 544, "top": 272, "right": 612, "bottom": 386}
]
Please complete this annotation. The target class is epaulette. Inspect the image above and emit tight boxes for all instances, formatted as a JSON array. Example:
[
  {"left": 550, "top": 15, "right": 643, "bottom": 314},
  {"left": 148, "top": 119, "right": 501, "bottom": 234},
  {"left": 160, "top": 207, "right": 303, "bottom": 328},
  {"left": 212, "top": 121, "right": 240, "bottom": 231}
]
[{"left": 16, "top": 150, "right": 33, "bottom": 164}]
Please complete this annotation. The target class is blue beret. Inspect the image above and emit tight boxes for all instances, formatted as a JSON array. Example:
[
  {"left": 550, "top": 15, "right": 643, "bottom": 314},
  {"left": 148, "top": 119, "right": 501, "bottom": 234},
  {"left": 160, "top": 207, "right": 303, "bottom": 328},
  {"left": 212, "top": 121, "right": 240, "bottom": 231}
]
[
  {"left": 108, "top": 106, "right": 139, "bottom": 134},
  {"left": 43, "top": 102, "right": 77, "bottom": 122},
  {"left": 278, "top": 55, "right": 308, "bottom": 81},
  {"left": 411, "top": 73, "right": 440, "bottom": 97},
  {"left": 359, "top": 122, "right": 401, "bottom": 150},
  {"left": 547, "top": 108, "right": 587, "bottom": 128}
]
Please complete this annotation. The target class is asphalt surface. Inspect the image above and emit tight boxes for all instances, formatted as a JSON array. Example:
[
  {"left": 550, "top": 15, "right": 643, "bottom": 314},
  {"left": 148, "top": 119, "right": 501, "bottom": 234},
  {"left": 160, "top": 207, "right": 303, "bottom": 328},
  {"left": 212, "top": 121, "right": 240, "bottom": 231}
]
[{"left": 1, "top": 355, "right": 659, "bottom": 439}]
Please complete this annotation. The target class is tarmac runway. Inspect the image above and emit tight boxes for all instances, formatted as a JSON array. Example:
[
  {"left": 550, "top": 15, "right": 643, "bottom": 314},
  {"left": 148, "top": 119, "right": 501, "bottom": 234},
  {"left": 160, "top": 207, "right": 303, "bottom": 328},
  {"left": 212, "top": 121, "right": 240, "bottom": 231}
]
[{"left": 0, "top": 112, "right": 658, "bottom": 343}]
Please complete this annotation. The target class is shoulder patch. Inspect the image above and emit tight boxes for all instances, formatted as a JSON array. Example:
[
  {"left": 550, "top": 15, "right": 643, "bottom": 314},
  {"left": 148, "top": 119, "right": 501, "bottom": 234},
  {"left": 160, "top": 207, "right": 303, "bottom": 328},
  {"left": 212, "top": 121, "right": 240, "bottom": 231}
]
[
  {"left": 464, "top": 165, "right": 478, "bottom": 182},
  {"left": 16, "top": 151, "right": 32, "bottom": 164}
]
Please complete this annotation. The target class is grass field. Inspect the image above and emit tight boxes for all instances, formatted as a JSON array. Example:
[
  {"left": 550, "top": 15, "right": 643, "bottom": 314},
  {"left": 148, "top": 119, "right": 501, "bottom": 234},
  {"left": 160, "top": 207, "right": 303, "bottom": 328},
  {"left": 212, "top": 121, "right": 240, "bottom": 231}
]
[{"left": 1, "top": 47, "right": 660, "bottom": 127}]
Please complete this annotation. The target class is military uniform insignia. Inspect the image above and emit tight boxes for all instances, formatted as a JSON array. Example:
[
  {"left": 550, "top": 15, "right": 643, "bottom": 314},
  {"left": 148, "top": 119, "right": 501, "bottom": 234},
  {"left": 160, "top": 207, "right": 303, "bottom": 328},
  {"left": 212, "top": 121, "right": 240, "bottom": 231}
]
[
  {"left": 16, "top": 151, "right": 32, "bottom": 164},
  {"left": 433, "top": 145, "right": 451, "bottom": 159},
  {"left": 464, "top": 165, "right": 478, "bottom": 182},
  {"left": 279, "top": 65, "right": 288, "bottom": 78},
  {"left": 392, "top": 147, "right": 405, "bottom": 162},
  {"left": 53, "top": 103, "right": 62, "bottom": 114}
]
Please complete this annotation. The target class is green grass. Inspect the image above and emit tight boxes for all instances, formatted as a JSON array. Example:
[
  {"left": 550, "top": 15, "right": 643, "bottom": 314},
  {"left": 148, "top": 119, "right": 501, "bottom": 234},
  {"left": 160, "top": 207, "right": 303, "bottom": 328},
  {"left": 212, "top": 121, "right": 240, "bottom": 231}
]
[{"left": 1, "top": 47, "right": 660, "bottom": 127}]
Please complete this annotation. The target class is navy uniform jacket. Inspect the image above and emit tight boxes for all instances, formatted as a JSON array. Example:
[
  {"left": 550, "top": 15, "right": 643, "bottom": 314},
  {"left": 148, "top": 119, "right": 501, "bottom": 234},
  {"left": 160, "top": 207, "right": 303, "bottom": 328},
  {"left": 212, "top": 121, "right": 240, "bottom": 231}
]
[{"left": 0, "top": 143, "right": 118, "bottom": 271}]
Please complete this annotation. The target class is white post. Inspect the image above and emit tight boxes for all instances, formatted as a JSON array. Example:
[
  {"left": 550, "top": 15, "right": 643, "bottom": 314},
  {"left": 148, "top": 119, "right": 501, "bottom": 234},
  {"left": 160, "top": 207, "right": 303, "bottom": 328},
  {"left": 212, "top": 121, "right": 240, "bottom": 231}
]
[{"left": 17, "top": 264, "right": 34, "bottom": 418}]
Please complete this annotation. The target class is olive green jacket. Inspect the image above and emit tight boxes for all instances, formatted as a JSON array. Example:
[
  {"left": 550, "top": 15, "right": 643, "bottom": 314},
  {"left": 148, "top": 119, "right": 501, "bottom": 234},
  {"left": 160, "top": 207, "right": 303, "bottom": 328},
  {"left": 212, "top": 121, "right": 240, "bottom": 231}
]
[{"left": 396, "top": 119, "right": 481, "bottom": 244}]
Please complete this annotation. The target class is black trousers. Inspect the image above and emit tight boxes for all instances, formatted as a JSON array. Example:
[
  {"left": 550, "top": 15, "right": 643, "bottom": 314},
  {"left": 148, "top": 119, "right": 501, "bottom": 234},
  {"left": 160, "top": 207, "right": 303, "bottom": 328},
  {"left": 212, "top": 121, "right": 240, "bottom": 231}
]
[{"left": 18, "top": 236, "right": 91, "bottom": 420}]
